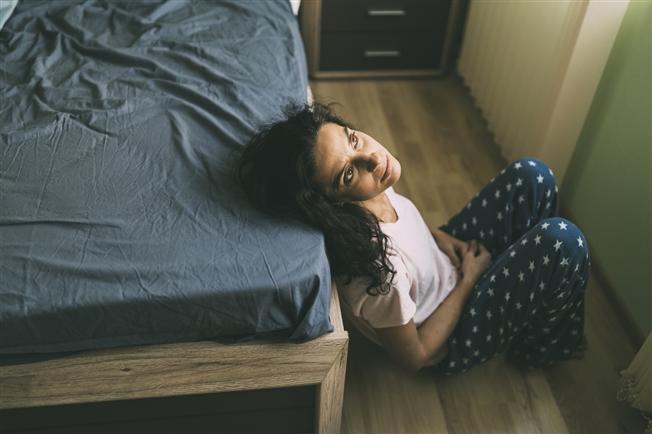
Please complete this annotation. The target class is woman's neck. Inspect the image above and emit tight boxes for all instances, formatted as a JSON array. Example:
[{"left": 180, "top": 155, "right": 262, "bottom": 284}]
[{"left": 359, "top": 192, "right": 398, "bottom": 223}]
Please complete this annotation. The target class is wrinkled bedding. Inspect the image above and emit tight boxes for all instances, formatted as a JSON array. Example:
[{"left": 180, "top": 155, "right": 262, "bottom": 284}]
[{"left": 0, "top": 0, "right": 333, "bottom": 354}]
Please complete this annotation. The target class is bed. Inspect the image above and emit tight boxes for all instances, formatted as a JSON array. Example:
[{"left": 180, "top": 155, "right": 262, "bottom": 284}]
[{"left": 0, "top": 1, "right": 348, "bottom": 432}]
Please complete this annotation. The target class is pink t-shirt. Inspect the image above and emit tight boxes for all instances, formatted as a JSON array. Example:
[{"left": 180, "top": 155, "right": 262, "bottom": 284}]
[{"left": 339, "top": 187, "right": 459, "bottom": 347}]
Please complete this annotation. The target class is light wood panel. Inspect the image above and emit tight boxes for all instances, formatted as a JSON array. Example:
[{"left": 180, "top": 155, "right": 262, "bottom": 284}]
[
  {"left": 0, "top": 284, "right": 348, "bottom": 434},
  {"left": 310, "top": 75, "right": 646, "bottom": 434}
]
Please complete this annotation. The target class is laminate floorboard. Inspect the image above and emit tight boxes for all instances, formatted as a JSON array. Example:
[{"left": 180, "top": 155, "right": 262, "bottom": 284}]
[{"left": 310, "top": 75, "right": 645, "bottom": 434}]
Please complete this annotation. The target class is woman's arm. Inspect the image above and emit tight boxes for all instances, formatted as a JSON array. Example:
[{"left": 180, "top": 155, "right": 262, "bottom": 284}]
[
  {"left": 416, "top": 278, "right": 474, "bottom": 366},
  {"left": 375, "top": 240, "right": 490, "bottom": 372},
  {"left": 418, "top": 240, "right": 491, "bottom": 368},
  {"left": 374, "top": 278, "right": 472, "bottom": 372}
]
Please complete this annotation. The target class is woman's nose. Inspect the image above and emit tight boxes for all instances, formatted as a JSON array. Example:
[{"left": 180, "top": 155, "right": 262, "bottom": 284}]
[{"left": 365, "top": 152, "right": 382, "bottom": 171}]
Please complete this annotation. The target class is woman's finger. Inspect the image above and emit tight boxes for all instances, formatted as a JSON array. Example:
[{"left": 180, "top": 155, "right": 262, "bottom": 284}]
[
  {"left": 468, "top": 240, "right": 478, "bottom": 256},
  {"left": 449, "top": 248, "right": 461, "bottom": 268}
]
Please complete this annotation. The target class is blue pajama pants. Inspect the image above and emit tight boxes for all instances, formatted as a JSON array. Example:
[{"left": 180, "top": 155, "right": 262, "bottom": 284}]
[{"left": 431, "top": 158, "right": 590, "bottom": 375}]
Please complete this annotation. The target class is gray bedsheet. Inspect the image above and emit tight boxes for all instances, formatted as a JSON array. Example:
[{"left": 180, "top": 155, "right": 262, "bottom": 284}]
[{"left": 0, "top": 0, "right": 333, "bottom": 354}]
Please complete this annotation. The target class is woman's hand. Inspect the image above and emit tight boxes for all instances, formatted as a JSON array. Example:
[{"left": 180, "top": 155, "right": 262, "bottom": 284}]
[
  {"left": 460, "top": 240, "right": 492, "bottom": 287},
  {"left": 431, "top": 228, "right": 468, "bottom": 270}
]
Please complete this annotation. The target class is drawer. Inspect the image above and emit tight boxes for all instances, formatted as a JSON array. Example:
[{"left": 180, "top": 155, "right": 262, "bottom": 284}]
[
  {"left": 321, "top": 0, "right": 452, "bottom": 32},
  {"left": 319, "top": 31, "right": 445, "bottom": 71}
]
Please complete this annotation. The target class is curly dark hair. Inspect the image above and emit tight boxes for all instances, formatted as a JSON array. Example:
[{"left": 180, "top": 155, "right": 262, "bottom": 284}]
[{"left": 237, "top": 102, "right": 395, "bottom": 296}]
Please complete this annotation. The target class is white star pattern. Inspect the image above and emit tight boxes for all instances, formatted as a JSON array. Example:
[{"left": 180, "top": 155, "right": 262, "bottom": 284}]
[{"left": 439, "top": 164, "right": 589, "bottom": 374}]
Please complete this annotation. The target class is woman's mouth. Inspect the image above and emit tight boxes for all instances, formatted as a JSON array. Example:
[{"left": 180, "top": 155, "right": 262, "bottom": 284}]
[{"left": 381, "top": 155, "right": 392, "bottom": 182}]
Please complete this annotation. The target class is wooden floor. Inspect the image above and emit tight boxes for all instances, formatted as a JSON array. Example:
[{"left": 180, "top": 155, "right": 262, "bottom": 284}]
[{"left": 310, "top": 75, "right": 646, "bottom": 434}]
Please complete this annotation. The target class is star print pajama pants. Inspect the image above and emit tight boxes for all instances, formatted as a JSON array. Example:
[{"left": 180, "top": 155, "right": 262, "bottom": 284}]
[{"left": 430, "top": 158, "right": 590, "bottom": 376}]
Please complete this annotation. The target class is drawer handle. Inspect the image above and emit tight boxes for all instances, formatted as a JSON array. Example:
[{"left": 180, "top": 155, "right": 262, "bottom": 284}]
[
  {"left": 363, "top": 50, "right": 401, "bottom": 58},
  {"left": 367, "top": 9, "right": 406, "bottom": 17}
]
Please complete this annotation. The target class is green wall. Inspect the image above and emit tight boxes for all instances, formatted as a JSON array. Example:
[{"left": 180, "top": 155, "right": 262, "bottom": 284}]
[{"left": 562, "top": 0, "right": 651, "bottom": 334}]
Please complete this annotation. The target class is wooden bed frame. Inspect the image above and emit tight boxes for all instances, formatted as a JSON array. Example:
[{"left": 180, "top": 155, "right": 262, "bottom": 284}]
[{"left": 0, "top": 284, "right": 348, "bottom": 434}]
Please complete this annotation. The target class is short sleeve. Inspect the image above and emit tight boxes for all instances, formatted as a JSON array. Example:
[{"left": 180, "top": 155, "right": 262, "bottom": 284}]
[{"left": 359, "top": 253, "right": 416, "bottom": 329}]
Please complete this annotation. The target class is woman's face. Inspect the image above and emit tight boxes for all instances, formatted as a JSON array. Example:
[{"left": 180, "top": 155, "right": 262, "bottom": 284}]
[{"left": 313, "top": 122, "right": 401, "bottom": 202}]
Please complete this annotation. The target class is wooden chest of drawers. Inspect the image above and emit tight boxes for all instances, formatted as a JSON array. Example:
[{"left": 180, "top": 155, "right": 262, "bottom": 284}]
[{"left": 300, "top": 0, "right": 463, "bottom": 78}]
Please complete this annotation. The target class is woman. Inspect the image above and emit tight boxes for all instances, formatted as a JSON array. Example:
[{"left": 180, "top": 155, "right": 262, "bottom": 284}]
[{"left": 238, "top": 103, "right": 590, "bottom": 376}]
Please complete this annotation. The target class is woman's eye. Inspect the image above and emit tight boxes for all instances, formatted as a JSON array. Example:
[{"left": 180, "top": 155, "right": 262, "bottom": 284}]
[
  {"left": 351, "top": 133, "right": 359, "bottom": 148},
  {"left": 344, "top": 166, "right": 354, "bottom": 184}
]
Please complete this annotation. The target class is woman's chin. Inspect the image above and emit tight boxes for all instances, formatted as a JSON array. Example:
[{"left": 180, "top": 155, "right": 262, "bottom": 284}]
[{"left": 389, "top": 162, "right": 402, "bottom": 185}]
